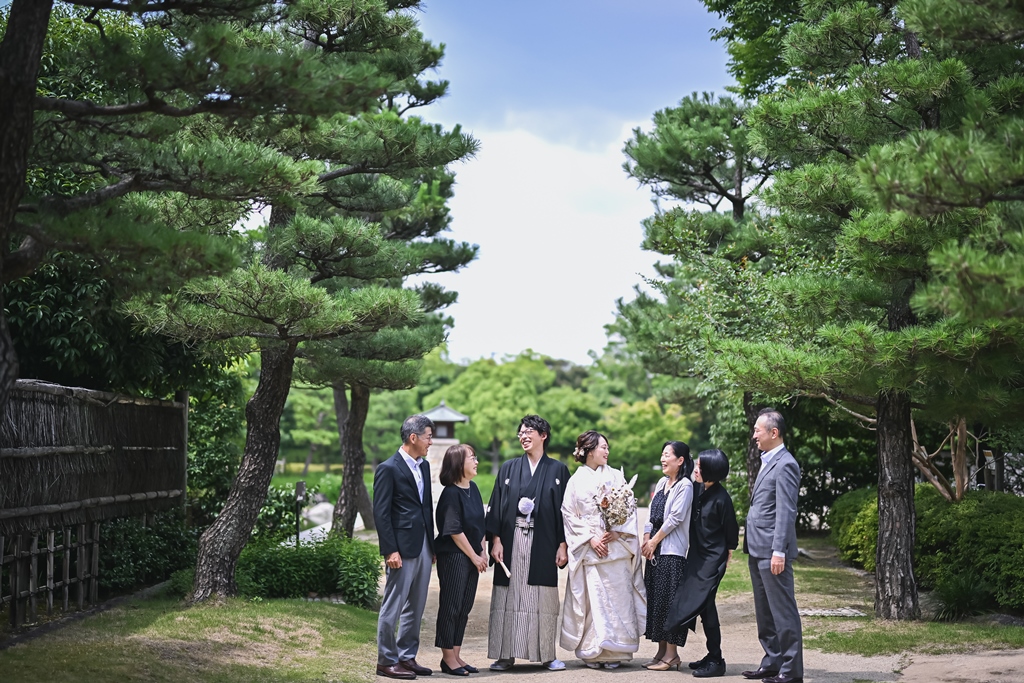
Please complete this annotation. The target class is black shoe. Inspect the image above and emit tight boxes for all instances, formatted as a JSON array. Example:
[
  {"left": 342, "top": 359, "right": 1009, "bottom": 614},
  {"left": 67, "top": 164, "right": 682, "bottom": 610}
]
[
  {"left": 692, "top": 659, "right": 726, "bottom": 678},
  {"left": 688, "top": 655, "right": 712, "bottom": 670},
  {"left": 741, "top": 668, "right": 778, "bottom": 680},
  {"left": 440, "top": 661, "right": 469, "bottom": 677},
  {"left": 462, "top": 664, "right": 479, "bottom": 674}
]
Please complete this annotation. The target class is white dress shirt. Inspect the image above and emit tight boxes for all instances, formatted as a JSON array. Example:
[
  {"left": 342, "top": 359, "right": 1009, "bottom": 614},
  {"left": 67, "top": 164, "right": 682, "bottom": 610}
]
[{"left": 400, "top": 447, "right": 424, "bottom": 502}]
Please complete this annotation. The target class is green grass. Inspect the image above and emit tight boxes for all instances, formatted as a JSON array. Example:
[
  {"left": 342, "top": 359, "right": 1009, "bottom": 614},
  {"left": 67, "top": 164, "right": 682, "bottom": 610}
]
[
  {"left": 805, "top": 618, "right": 1024, "bottom": 656},
  {"left": 0, "top": 595, "right": 377, "bottom": 683}
]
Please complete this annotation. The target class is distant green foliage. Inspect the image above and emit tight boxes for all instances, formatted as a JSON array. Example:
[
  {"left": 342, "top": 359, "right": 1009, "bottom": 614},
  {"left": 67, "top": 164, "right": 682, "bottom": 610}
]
[
  {"left": 831, "top": 485, "right": 1024, "bottom": 614},
  {"left": 99, "top": 509, "right": 196, "bottom": 595}
]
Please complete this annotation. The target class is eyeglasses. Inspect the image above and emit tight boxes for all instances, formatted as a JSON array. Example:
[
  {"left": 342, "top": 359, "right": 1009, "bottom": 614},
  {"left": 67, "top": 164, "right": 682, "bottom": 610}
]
[
  {"left": 416, "top": 431, "right": 433, "bottom": 441},
  {"left": 517, "top": 428, "right": 538, "bottom": 438},
  {"left": 467, "top": 454, "right": 478, "bottom": 461}
]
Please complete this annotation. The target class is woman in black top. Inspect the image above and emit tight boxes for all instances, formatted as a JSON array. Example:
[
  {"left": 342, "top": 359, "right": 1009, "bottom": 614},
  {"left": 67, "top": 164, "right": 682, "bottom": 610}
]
[
  {"left": 665, "top": 449, "right": 739, "bottom": 679},
  {"left": 435, "top": 444, "right": 487, "bottom": 676}
]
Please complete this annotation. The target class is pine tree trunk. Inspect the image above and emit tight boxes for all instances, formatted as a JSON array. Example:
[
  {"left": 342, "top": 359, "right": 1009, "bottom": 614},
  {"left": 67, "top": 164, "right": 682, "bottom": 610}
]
[
  {"left": 333, "top": 383, "right": 372, "bottom": 537},
  {"left": 0, "top": 0, "right": 55, "bottom": 414},
  {"left": 333, "top": 383, "right": 349, "bottom": 463},
  {"left": 952, "top": 418, "right": 969, "bottom": 500},
  {"left": 190, "top": 342, "right": 297, "bottom": 601},
  {"left": 743, "top": 391, "right": 763, "bottom": 498},
  {"left": 874, "top": 390, "right": 920, "bottom": 620}
]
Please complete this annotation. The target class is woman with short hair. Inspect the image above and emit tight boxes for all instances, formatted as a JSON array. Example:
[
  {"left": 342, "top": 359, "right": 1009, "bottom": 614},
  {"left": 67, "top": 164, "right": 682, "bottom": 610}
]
[
  {"left": 665, "top": 449, "right": 739, "bottom": 679},
  {"left": 640, "top": 441, "right": 694, "bottom": 670},
  {"left": 434, "top": 444, "right": 487, "bottom": 676}
]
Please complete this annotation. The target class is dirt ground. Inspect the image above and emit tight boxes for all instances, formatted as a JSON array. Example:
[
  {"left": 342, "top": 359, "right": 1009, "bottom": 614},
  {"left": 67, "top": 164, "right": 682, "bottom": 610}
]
[{"left": 369, "top": 518, "right": 1024, "bottom": 683}]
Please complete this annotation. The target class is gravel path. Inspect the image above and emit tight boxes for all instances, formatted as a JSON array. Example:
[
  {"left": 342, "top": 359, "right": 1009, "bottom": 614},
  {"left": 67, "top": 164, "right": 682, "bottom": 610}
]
[{"left": 369, "top": 513, "right": 1024, "bottom": 683}]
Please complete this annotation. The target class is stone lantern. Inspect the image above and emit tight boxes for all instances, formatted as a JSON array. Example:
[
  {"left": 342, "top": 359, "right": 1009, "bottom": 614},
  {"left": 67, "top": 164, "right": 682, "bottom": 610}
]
[{"left": 422, "top": 400, "right": 469, "bottom": 505}]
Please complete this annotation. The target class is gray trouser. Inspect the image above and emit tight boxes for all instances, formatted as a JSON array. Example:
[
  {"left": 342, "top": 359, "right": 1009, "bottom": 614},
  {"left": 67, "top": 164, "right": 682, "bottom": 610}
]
[
  {"left": 377, "top": 536, "right": 432, "bottom": 666},
  {"left": 749, "top": 555, "right": 804, "bottom": 678}
]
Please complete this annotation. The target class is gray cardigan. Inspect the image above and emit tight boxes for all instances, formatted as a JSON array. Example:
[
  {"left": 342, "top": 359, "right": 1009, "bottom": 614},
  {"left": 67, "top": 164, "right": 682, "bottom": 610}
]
[{"left": 643, "top": 476, "right": 693, "bottom": 557}]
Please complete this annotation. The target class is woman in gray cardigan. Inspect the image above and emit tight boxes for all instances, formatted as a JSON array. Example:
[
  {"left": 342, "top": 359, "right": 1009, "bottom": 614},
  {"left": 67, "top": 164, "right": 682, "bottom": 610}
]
[{"left": 640, "top": 441, "right": 694, "bottom": 670}]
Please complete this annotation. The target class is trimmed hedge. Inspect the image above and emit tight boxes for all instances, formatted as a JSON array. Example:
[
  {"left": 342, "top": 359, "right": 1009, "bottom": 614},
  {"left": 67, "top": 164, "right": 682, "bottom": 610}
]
[
  {"left": 100, "top": 509, "right": 197, "bottom": 595},
  {"left": 831, "top": 485, "right": 1024, "bottom": 612},
  {"left": 169, "top": 535, "right": 382, "bottom": 609}
]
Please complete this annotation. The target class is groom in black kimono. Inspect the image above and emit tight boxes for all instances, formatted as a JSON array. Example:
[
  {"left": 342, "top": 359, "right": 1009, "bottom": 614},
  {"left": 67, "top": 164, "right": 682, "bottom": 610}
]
[{"left": 486, "top": 414, "right": 570, "bottom": 671}]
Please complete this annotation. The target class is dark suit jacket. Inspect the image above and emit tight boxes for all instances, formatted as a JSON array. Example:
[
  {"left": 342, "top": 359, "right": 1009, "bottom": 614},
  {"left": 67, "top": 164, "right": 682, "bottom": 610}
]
[{"left": 373, "top": 450, "right": 435, "bottom": 559}]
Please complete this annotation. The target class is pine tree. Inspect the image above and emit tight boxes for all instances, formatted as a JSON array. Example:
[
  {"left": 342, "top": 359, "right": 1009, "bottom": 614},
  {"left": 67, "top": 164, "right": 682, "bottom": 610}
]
[
  {"left": 621, "top": 92, "right": 780, "bottom": 492},
  {"left": 128, "top": 2, "right": 477, "bottom": 600},
  {"left": 704, "top": 0, "right": 1024, "bottom": 619}
]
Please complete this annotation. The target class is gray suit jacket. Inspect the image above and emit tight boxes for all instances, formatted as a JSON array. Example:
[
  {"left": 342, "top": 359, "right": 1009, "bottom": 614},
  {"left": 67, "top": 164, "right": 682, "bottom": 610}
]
[{"left": 744, "top": 447, "right": 800, "bottom": 560}]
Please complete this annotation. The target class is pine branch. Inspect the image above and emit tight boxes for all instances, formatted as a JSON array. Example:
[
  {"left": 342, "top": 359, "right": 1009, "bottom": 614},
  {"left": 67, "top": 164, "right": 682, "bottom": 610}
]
[
  {"left": 35, "top": 95, "right": 247, "bottom": 119},
  {"left": 807, "top": 392, "right": 877, "bottom": 425}
]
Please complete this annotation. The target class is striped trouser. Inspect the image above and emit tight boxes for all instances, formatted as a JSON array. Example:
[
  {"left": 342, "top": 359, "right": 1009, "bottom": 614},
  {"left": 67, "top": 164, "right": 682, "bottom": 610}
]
[
  {"left": 435, "top": 551, "right": 479, "bottom": 648},
  {"left": 487, "top": 518, "right": 560, "bottom": 662}
]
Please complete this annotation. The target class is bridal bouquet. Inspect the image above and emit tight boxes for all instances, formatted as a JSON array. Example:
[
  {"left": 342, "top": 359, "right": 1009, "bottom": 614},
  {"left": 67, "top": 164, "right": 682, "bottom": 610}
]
[{"left": 595, "top": 469, "right": 638, "bottom": 531}]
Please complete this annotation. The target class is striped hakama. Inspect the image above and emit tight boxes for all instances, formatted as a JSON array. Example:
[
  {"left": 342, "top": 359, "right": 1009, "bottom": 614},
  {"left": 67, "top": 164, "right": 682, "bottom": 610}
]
[{"left": 488, "top": 517, "right": 560, "bottom": 662}]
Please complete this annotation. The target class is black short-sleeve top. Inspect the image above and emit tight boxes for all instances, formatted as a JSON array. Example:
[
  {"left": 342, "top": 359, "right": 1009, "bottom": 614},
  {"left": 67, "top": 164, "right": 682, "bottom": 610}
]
[{"left": 434, "top": 481, "right": 486, "bottom": 555}]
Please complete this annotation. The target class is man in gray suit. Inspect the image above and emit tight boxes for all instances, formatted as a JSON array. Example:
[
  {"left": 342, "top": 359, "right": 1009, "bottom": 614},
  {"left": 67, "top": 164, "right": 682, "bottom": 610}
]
[
  {"left": 374, "top": 415, "right": 436, "bottom": 679},
  {"left": 742, "top": 408, "right": 803, "bottom": 683}
]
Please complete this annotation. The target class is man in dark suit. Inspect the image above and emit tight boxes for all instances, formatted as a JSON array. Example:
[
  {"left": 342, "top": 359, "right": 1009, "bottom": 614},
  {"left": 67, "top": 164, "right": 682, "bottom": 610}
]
[
  {"left": 374, "top": 414, "right": 436, "bottom": 680},
  {"left": 742, "top": 408, "right": 804, "bottom": 683}
]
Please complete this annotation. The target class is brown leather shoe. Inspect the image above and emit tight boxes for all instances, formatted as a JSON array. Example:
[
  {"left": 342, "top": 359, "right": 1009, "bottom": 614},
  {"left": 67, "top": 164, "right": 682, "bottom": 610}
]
[
  {"left": 400, "top": 659, "right": 433, "bottom": 676},
  {"left": 741, "top": 668, "right": 779, "bottom": 680},
  {"left": 377, "top": 664, "right": 416, "bottom": 679}
]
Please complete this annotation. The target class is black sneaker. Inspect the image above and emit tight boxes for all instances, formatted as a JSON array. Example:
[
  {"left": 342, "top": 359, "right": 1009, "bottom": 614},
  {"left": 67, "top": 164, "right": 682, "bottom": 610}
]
[
  {"left": 692, "top": 659, "right": 726, "bottom": 678},
  {"left": 688, "top": 655, "right": 712, "bottom": 670}
]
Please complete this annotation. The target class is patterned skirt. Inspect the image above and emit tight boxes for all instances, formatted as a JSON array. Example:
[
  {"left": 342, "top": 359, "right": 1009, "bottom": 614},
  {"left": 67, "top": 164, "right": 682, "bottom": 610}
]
[
  {"left": 488, "top": 518, "right": 560, "bottom": 662},
  {"left": 644, "top": 554, "right": 687, "bottom": 645}
]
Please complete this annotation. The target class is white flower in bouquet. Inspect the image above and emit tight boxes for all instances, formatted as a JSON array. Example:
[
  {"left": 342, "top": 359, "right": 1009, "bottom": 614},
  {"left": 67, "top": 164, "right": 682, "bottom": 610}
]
[{"left": 595, "top": 470, "right": 638, "bottom": 530}]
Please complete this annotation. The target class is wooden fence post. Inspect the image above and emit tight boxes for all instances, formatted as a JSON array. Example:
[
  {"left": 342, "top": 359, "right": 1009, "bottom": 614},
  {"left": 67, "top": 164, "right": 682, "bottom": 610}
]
[
  {"left": 89, "top": 522, "right": 100, "bottom": 604},
  {"left": 76, "top": 524, "right": 85, "bottom": 610},
  {"left": 29, "top": 534, "right": 38, "bottom": 622},
  {"left": 46, "top": 529, "right": 55, "bottom": 615},
  {"left": 62, "top": 526, "right": 70, "bottom": 611},
  {"left": 11, "top": 534, "right": 25, "bottom": 627}
]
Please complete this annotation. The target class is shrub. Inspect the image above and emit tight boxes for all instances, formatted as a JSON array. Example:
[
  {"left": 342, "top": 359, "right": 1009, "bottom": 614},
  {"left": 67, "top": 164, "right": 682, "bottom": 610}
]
[
  {"left": 252, "top": 482, "right": 320, "bottom": 542},
  {"left": 337, "top": 536, "right": 384, "bottom": 608},
  {"left": 237, "top": 535, "right": 381, "bottom": 606},
  {"left": 830, "top": 487, "right": 878, "bottom": 570},
  {"left": 99, "top": 509, "right": 197, "bottom": 595},
  {"left": 932, "top": 570, "right": 992, "bottom": 622},
  {"left": 167, "top": 567, "right": 195, "bottom": 599},
  {"left": 831, "top": 484, "right": 1024, "bottom": 613},
  {"left": 318, "top": 474, "right": 343, "bottom": 502}
]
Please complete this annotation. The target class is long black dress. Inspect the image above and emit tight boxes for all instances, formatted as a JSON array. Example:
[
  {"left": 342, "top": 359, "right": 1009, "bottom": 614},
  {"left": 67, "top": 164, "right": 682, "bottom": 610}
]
[
  {"left": 664, "top": 482, "right": 739, "bottom": 656},
  {"left": 644, "top": 488, "right": 687, "bottom": 646}
]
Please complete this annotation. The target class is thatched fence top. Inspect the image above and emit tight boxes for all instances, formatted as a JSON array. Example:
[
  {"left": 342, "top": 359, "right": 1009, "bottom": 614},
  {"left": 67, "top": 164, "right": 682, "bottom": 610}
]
[{"left": 0, "top": 380, "right": 187, "bottom": 535}]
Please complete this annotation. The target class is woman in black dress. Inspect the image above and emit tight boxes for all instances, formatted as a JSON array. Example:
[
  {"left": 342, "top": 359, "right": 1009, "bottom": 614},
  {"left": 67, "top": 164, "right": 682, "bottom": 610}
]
[
  {"left": 435, "top": 444, "right": 487, "bottom": 676},
  {"left": 665, "top": 449, "right": 739, "bottom": 678},
  {"left": 640, "top": 441, "right": 694, "bottom": 670}
]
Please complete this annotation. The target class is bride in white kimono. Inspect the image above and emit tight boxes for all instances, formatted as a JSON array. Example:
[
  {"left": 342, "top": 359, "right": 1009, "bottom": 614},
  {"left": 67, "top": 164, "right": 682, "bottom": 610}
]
[{"left": 559, "top": 430, "right": 647, "bottom": 669}]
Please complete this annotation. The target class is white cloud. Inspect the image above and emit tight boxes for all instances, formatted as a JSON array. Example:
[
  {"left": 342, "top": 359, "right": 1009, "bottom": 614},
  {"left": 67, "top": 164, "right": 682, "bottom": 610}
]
[{"left": 415, "top": 120, "right": 659, "bottom": 365}]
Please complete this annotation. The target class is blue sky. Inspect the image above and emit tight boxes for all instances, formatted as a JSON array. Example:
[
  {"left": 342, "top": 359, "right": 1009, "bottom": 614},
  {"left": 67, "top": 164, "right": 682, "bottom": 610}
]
[{"left": 411, "top": 1, "right": 731, "bottom": 364}]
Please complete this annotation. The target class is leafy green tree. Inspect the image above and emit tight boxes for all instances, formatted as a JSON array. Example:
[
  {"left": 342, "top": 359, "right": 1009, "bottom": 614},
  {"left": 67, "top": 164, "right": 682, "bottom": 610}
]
[
  {"left": 621, "top": 92, "right": 781, "bottom": 493},
  {"left": 599, "top": 397, "right": 695, "bottom": 494},
  {"left": 280, "top": 387, "right": 337, "bottom": 475},
  {"left": 537, "top": 385, "right": 604, "bottom": 456},
  {"left": 422, "top": 353, "right": 555, "bottom": 472},
  {"left": 130, "top": 2, "right": 477, "bottom": 600}
]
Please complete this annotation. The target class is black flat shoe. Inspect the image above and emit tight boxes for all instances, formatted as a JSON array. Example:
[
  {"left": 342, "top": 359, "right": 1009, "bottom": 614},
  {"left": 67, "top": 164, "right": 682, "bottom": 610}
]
[
  {"left": 440, "top": 661, "right": 469, "bottom": 677},
  {"left": 461, "top": 664, "right": 478, "bottom": 674}
]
